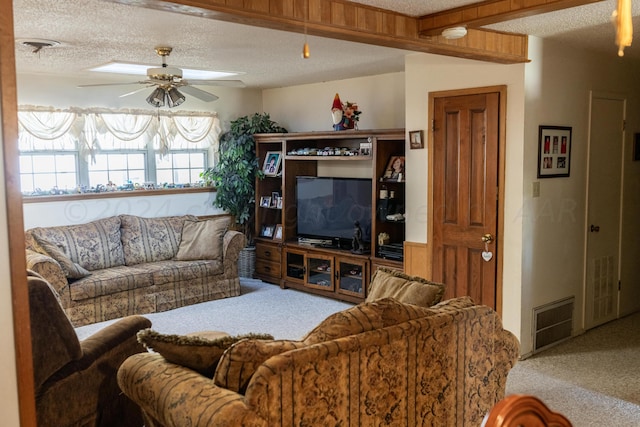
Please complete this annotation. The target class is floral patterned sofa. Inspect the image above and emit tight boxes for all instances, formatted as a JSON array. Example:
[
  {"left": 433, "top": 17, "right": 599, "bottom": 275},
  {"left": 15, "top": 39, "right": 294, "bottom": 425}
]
[
  {"left": 117, "top": 296, "right": 520, "bottom": 427},
  {"left": 25, "top": 214, "right": 245, "bottom": 326}
]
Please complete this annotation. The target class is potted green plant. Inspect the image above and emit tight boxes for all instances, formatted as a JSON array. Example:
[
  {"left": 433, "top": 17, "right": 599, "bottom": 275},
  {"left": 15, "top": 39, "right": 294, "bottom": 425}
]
[{"left": 201, "top": 113, "right": 286, "bottom": 276}]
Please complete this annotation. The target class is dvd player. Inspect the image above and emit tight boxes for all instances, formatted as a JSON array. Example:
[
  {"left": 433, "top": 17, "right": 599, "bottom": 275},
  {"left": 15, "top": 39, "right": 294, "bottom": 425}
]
[{"left": 298, "top": 237, "right": 333, "bottom": 246}]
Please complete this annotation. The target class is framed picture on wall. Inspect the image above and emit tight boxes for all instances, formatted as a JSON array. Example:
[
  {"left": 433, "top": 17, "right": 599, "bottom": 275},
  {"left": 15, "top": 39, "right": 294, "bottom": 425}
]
[
  {"left": 409, "top": 130, "right": 424, "bottom": 149},
  {"left": 537, "top": 125, "right": 572, "bottom": 178}
]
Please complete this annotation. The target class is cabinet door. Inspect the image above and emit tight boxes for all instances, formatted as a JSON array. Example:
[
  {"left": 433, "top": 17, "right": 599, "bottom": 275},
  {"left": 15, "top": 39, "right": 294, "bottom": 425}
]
[
  {"left": 337, "top": 257, "right": 368, "bottom": 298},
  {"left": 284, "top": 249, "right": 306, "bottom": 284},
  {"left": 305, "top": 254, "right": 334, "bottom": 291}
]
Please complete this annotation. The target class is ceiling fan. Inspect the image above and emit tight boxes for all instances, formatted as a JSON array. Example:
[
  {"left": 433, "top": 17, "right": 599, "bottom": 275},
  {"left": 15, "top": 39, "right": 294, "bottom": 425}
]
[{"left": 78, "top": 46, "right": 245, "bottom": 107}]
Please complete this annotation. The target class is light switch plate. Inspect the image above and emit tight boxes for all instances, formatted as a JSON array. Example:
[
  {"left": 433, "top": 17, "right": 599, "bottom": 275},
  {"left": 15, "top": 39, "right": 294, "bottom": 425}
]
[{"left": 532, "top": 181, "right": 540, "bottom": 198}]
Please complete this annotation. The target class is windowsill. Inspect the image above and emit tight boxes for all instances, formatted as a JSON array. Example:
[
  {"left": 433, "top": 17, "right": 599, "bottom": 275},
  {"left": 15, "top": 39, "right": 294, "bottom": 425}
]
[{"left": 22, "top": 186, "right": 215, "bottom": 204}]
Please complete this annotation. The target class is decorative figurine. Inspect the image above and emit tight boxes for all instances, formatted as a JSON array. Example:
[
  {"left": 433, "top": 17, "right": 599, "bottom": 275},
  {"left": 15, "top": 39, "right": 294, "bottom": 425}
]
[
  {"left": 331, "top": 93, "right": 361, "bottom": 131},
  {"left": 351, "top": 220, "right": 364, "bottom": 254}
]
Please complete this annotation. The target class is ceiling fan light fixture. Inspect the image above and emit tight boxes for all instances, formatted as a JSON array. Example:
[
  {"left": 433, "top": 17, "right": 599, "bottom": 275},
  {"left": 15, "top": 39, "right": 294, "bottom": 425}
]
[
  {"left": 146, "top": 87, "right": 166, "bottom": 108},
  {"left": 167, "top": 87, "right": 186, "bottom": 108},
  {"left": 441, "top": 26, "right": 468, "bottom": 40}
]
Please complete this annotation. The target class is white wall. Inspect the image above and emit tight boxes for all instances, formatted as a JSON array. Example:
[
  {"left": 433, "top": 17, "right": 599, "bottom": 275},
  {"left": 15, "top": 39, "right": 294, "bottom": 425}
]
[
  {"left": 23, "top": 191, "right": 223, "bottom": 229},
  {"left": 262, "top": 72, "right": 405, "bottom": 132}
]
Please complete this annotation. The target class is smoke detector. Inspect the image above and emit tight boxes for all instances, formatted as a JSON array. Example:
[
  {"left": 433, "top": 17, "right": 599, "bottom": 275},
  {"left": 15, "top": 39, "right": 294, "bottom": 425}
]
[
  {"left": 441, "top": 27, "right": 468, "bottom": 40},
  {"left": 16, "top": 38, "right": 61, "bottom": 54}
]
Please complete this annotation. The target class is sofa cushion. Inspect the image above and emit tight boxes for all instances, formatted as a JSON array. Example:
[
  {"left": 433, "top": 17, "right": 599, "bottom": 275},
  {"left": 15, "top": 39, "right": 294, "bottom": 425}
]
[
  {"left": 134, "top": 259, "right": 224, "bottom": 286},
  {"left": 30, "top": 216, "right": 125, "bottom": 271},
  {"left": 69, "top": 265, "right": 154, "bottom": 301},
  {"left": 366, "top": 267, "right": 445, "bottom": 307},
  {"left": 32, "top": 235, "right": 91, "bottom": 279},
  {"left": 119, "top": 214, "right": 197, "bottom": 266},
  {"left": 214, "top": 339, "right": 306, "bottom": 393},
  {"left": 137, "top": 329, "right": 273, "bottom": 377},
  {"left": 175, "top": 217, "right": 229, "bottom": 261}
]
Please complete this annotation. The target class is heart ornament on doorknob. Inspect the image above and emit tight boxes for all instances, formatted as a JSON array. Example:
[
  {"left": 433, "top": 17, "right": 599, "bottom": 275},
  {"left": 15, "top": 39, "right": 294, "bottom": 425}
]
[{"left": 482, "top": 251, "right": 493, "bottom": 262}]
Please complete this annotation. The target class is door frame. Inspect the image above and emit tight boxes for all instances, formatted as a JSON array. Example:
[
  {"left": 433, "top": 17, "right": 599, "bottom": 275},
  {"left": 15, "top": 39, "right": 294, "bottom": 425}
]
[{"left": 427, "top": 85, "right": 507, "bottom": 314}]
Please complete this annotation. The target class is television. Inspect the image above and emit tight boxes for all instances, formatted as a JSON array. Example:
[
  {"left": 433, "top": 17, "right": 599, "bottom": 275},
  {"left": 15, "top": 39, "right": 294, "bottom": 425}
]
[{"left": 296, "top": 176, "right": 372, "bottom": 245}]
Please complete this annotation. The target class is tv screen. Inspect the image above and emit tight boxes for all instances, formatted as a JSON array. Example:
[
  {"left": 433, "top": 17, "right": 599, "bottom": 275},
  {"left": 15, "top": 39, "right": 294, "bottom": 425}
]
[{"left": 296, "top": 176, "right": 372, "bottom": 243}]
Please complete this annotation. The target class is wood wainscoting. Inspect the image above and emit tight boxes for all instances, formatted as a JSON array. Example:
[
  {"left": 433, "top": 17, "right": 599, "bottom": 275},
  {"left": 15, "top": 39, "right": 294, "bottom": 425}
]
[{"left": 403, "top": 241, "right": 431, "bottom": 279}]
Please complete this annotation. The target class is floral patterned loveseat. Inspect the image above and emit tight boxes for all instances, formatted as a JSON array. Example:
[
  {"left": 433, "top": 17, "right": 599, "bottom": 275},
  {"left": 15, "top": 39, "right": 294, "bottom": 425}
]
[
  {"left": 25, "top": 214, "right": 245, "bottom": 326},
  {"left": 117, "top": 296, "right": 520, "bottom": 427}
]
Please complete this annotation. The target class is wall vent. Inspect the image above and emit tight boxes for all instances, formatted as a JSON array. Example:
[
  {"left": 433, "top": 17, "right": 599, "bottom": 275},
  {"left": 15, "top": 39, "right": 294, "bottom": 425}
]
[{"left": 533, "top": 297, "right": 574, "bottom": 353}]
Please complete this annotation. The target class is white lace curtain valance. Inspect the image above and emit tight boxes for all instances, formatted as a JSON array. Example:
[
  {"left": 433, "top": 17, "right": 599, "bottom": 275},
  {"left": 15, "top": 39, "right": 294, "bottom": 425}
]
[{"left": 17, "top": 107, "right": 221, "bottom": 159}]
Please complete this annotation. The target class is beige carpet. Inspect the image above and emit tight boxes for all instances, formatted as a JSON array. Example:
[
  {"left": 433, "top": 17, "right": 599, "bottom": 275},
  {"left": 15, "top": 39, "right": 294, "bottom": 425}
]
[{"left": 506, "top": 311, "right": 640, "bottom": 425}]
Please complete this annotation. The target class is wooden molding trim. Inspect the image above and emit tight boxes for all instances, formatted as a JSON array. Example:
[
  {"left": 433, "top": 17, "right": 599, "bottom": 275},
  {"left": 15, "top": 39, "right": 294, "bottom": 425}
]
[
  {"left": 1, "top": 0, "right": 37, "bottom": 424},
  {"left": 105, "top": 0, "right": 529, "bottom": 63},
  {"left": 418, "top": 0, "right": 602, "bottom": 37}
]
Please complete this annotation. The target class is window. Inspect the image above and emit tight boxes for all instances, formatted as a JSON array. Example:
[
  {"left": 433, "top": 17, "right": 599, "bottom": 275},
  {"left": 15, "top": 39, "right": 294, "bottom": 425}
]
[
  {"left": 20, "top": 152, "right": 78, "bottom": 194},
  {"left": 18, "top": 108, "right": 220, "bottom": 195},
  {"left": 88, "top": 152, "right": 147, "bottom": 188},
  {"left": 156, "top": 150, "right": 207, "bottom": 186}
]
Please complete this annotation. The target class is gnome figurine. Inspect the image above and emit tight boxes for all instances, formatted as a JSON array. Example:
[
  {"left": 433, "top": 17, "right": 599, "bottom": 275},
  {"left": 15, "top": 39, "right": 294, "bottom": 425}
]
[{"left": 331, "top": 93, "right": 345, "bottom": 131}]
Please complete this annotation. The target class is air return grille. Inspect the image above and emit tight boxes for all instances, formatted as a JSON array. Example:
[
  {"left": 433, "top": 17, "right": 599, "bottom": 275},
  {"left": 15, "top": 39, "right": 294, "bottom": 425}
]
[{"left": 533, "top": 297, "right": 574, "bottom": 353}]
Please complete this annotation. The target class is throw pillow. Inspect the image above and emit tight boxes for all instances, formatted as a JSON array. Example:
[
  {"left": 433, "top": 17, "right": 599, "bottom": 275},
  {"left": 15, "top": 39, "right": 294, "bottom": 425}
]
[
  {"left": 366, "top": 267, "right": 445, "bottom": 307},
  {"left": 175, "top": 217, "right": 229, "bottom": 261},
  {"left": 214, "top": 339, "right": 306, "bottom": 393},
  {"left": 137, "top": 328, "right": 273, "bottom": 377},
  {"left": 302, "top": 302, "right": 385, "bottom": 345},
  {"left": 30, "top": 216, "right": 125, "bottom": 271},
  {"left": 119, "top": 214, "right": 198, "bottom": 266},
  {"left": 32, "top": 235, "right": 92, "bottom": 279}
]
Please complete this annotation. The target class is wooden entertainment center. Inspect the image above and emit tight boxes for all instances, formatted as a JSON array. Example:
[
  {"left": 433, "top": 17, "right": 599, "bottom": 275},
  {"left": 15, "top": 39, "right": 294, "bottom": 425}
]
[{"left": 253, "top": 129, "right": 406, "bottom": 303}]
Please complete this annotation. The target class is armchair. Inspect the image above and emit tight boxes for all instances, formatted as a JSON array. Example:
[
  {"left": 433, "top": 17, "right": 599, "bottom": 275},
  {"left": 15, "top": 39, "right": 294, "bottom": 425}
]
[{"left": 28, "top": 272, "right": 151, "bottom": 427}]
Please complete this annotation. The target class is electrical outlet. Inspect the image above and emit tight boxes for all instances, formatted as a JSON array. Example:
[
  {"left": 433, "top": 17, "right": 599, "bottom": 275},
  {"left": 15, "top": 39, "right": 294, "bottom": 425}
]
[{"left": 532, "top": 181, "right": 540, "bottom": 198}]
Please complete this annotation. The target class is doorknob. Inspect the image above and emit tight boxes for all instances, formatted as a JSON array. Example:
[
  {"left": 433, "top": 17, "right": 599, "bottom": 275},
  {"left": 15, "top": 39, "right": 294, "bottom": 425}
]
[
  {"left": 590, "top": 224, "right": 600, "bottom": 232},
  {"left": 481, "top": 233, "right": 494, "bottom": 244}
]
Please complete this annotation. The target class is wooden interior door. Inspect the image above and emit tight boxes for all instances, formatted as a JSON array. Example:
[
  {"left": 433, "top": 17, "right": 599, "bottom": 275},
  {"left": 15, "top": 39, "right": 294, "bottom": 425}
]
[
  {"left": 432, "top": 91, "right": 500, "bottom": 308},
  {"left": 585, "top": 93, "right": 624, "bottom": 329}
]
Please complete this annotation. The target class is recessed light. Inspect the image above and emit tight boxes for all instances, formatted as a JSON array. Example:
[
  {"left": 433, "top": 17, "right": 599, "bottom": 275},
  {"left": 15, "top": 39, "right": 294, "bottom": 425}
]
[{"left": 88, "top": 61, "right": 240, "bottom": 80}]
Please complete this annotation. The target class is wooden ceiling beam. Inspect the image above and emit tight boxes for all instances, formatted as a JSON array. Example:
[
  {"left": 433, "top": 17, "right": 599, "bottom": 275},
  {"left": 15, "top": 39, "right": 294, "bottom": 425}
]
[
  {"left": 418, "top": 0, "right": 604, "bottom": 37},
  {"left": 105, "top": 0, "right": 530, "bottom": 63}
]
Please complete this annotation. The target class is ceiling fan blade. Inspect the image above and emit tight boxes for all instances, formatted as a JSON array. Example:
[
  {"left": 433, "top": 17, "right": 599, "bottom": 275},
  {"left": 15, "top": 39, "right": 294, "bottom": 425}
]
[
  {"left": 183, "top": 79, "right": 245, "bottom": 88},
  {"left": 181, "top": 85, "right": 219, "bottom": 102},
  {"left": 77, "top": 81, "right": 146, "bottom": 88},
  {"left": 119, "top": 86, "right": 155, "bottom": 98}
]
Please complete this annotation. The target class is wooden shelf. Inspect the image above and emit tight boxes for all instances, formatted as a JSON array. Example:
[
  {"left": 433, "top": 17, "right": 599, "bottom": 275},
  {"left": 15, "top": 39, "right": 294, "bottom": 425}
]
[{"left": 254, "top": 129, "right": 406, "bottom": 299}]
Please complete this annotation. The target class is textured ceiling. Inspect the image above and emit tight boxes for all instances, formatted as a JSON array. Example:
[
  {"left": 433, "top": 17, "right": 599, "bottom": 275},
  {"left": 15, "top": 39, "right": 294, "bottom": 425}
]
[{"left": 12, "top": 0, "right": 640, "bottom": 93}]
